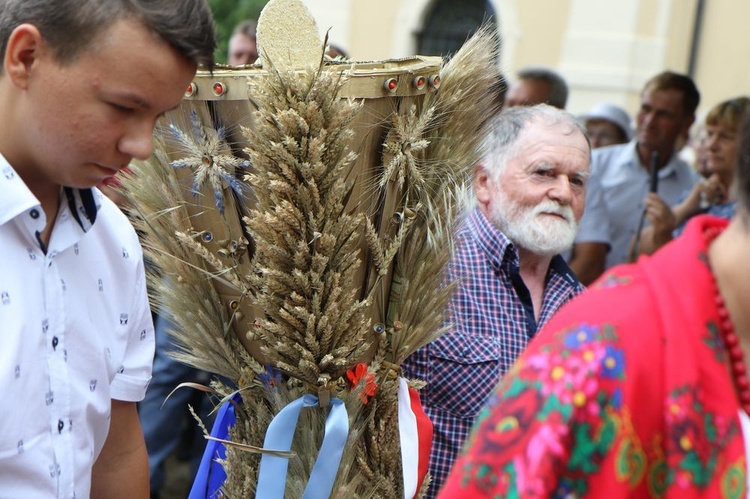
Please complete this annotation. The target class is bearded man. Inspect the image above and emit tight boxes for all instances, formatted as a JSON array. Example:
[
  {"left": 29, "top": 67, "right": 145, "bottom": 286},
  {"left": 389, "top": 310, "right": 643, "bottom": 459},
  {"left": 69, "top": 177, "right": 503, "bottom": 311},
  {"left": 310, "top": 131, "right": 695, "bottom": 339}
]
[{"left": 402, "top": 104, "right": 591, "bottom": 497}]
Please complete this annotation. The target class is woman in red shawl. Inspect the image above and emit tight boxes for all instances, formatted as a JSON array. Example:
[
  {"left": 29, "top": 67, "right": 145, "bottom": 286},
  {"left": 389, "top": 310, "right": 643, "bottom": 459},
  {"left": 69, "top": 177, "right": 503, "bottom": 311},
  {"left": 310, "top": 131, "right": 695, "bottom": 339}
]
[{"left": 438, "top": 111, "right": 750, "bottom": 498}]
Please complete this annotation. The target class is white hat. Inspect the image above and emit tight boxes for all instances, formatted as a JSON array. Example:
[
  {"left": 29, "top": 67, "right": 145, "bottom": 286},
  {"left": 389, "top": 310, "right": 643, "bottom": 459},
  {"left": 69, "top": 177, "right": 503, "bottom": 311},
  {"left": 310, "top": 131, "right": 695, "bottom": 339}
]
[{"left": 580, "top": 103, "right": 632, "bottom": 140}]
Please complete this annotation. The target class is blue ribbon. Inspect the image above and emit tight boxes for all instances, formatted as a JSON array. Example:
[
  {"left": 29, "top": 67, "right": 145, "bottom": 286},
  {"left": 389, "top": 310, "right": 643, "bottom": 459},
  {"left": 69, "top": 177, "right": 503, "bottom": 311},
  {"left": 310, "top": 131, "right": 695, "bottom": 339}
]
[
  {"left": 189, "top": 393, "right": 349, "bottom": 499},
  {"left": 256, "top": 394, "right": 349, "bottom": 499},
  {"left": 189, "top": 393, "right": 240, "bottom": 499}
]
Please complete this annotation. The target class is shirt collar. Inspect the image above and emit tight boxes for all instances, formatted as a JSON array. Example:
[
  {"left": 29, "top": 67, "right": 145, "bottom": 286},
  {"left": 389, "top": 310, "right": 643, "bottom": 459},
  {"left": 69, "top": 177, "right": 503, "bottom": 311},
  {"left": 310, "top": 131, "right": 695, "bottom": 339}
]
[
  {"left": 0, "top": 153, "right": 99, "bottom": 231},
  {"left": 624, "top": 139, "right": 682, "bottom": 178},
  {"left": 0, "top": 154, "right": 39, "bottom": 226},
  {"left": 63, "top": 186, "right": 99, "bottom": 230},
  {"left": 549, "top": 253, "right": 581, "bottom": 287},
  {"left": 468, "top": 206, "right": 518, "bottom": 271}
]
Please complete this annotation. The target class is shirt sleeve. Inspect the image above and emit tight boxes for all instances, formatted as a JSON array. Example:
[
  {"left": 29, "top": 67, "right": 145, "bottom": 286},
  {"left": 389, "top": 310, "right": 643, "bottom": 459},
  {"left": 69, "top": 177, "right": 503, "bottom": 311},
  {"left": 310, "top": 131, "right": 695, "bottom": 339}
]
[
  {"left": 110, "top": 250, "right": 155, "bottom": 402},
  {"left": 574, "top": 164, "right": 610, "bottom": 246}
]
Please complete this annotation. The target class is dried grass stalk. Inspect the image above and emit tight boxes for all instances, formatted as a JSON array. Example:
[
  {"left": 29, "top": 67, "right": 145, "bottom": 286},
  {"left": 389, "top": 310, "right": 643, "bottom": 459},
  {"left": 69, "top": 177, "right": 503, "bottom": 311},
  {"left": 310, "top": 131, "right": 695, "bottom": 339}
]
[{"left": 121, "top": 23, "right": 500, "bottom": 499}]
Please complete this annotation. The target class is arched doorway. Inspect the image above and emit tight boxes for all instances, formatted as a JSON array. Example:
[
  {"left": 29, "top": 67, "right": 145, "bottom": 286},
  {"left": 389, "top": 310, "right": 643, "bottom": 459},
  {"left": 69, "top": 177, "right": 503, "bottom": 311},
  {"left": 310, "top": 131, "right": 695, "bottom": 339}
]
[{"left": 416, "top": 0, "right": 497, "bottom": 57}]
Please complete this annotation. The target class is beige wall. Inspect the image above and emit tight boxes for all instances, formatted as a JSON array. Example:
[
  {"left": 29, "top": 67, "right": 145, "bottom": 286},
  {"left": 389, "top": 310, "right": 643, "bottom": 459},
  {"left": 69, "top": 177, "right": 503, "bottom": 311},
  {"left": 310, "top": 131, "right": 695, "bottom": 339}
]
[
  {"left": 301, "top": 0, "right": 750, "bottom": 120},
  {"left": 347, "top": 0, "right": 403, "bottom": 60},
  {"left": 510, "top": 1, "right": 571, "bottom": 70},
  {"left": 694, "top": 1, "right": 750, "bottom": 114}
]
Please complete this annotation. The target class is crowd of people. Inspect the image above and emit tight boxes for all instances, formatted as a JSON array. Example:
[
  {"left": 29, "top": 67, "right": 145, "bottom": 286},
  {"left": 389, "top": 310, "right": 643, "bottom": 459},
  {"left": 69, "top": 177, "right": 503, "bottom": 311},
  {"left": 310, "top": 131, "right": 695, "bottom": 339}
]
[
  {"left": 435, "top": 76, "right": 750, "bottom": 499},
  {"left": 417, "top": 66, "right": 750, "bottom": 497},
  {"left": 2, "top": 0, "right": 750, "bottom": 498}
]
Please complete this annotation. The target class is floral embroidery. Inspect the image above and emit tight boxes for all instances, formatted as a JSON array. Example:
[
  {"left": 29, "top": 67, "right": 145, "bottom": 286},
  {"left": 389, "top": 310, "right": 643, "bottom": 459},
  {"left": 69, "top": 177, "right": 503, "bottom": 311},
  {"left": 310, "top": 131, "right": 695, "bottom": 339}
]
[
  {"left": 593, "top": 273, "right": 633, "bottom": 289},
  {"left": 460, "top": 324, "right": 627, "bottom": 497},
  {"left": 721, "top": 459, "right": 746, "bottom": 499},
  {"left": 440, "top": 219, "right": 748, "bottom": 498},
  {"left": 704, "top": 320, "right": 729, "bottom": 363},
  {"left": 664, "top": 386, "right": 738, "bottom": 490}
]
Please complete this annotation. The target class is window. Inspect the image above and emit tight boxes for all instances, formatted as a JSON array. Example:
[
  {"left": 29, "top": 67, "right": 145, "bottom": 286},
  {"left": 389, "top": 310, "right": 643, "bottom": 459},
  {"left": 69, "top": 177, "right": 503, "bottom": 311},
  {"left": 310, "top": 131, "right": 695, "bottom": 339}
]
[{"left": 417, "top": 0, "right": 497, "bottom": 57}]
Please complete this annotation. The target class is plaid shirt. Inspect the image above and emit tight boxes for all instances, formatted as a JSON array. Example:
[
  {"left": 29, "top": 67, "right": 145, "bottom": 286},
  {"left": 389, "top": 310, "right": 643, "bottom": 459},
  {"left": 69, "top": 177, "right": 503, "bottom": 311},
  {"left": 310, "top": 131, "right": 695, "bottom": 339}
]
[{"left": 402, "top": 207, "right": 583, "bottom": 497}]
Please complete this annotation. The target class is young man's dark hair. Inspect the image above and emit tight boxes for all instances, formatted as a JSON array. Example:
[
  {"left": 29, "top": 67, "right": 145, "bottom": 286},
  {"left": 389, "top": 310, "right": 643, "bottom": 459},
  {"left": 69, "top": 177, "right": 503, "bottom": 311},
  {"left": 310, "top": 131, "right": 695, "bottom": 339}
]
[{"left": 0, "top": 0, "right": 216, "bottom": 70}]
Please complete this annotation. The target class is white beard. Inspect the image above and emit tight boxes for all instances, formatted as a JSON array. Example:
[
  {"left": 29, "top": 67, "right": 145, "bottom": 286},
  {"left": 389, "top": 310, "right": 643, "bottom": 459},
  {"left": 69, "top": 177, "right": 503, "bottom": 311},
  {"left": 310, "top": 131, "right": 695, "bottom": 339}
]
[{"left": 489, "top": 191, "right": 578, "bottom": 257}]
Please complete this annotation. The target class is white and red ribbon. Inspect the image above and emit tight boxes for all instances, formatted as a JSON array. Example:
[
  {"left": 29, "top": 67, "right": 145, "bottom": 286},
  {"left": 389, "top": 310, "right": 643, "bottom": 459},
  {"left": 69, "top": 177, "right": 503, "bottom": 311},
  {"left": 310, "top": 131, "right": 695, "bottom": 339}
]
[{"left": 397, "top": 377, "right": 433, "bottom": 498}]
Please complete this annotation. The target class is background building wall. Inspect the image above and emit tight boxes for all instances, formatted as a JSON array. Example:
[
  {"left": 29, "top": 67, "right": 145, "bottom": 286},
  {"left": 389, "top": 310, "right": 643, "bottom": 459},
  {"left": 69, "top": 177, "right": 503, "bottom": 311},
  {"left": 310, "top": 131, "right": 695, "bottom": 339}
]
[{"left": 301, "top": 0, "right": 750, "bottom": 118}]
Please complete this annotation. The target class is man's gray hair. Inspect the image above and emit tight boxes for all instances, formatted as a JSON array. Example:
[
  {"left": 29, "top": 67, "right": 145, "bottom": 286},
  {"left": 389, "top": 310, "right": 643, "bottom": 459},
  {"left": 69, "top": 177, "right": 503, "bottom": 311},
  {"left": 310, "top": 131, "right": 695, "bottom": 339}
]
[
  {"left": 481, "top": 104, "right": 590, "bottom": 180},
  {"left": 517, "top": 65, "right": 569, "bottom": 109},
  {"left": 0, "top": 0, "right": 216, "bottom": 71}
]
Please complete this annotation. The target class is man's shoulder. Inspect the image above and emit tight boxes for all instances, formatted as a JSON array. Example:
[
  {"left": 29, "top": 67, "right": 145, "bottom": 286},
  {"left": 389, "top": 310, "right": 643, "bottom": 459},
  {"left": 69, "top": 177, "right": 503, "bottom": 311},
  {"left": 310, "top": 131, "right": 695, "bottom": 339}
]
[
  {"left": 93, "top": 190, "right": 138, "bottom": 237},
  {"left": 591, "top": 142, "right": 632, "bottom": 169},
  {"left": 670, "top": 155, "right": 700, "bottom": 181},
  {"left": 85, "top": 190, "right": 144, "bottom": 264}
]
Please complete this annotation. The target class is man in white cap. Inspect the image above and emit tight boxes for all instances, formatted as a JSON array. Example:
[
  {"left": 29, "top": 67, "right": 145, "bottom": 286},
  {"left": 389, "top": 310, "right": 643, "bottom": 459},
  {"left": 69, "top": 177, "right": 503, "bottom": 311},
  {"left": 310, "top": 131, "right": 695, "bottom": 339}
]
[{"left": 581, "top": 103, "right": 632, "bottom": 149}]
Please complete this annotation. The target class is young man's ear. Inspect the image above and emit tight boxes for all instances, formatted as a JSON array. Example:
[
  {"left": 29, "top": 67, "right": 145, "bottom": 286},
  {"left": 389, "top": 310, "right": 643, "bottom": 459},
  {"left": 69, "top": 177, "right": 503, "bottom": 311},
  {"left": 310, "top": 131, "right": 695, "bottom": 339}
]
[{"left": 4, "top": 24, "right": 45, "bottom": 90}]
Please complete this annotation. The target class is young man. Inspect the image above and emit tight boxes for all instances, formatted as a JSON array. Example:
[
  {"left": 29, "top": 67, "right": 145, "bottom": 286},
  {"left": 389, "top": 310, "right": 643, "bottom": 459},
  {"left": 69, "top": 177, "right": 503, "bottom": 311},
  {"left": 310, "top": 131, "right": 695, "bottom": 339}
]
[
  {"left": 403, "top": 104, "right": 591, "bottom": 497},
  {"left": 0, "top": 1, "right": 215, "bottom": 497}
]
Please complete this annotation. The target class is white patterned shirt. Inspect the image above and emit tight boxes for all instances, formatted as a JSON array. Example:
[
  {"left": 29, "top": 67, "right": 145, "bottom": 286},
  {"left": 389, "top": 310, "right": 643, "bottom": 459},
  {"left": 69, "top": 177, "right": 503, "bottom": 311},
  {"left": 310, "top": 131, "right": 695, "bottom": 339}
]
[{"left": 0, "top": 155, "right": 154, "bottom": 498}]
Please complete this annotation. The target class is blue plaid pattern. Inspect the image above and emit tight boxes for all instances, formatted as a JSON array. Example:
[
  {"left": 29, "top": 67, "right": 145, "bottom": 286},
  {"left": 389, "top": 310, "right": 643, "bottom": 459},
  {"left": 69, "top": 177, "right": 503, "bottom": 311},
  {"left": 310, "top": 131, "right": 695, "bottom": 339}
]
[{"left": 402, "top": 207, "right": 583, "bottom": 497}]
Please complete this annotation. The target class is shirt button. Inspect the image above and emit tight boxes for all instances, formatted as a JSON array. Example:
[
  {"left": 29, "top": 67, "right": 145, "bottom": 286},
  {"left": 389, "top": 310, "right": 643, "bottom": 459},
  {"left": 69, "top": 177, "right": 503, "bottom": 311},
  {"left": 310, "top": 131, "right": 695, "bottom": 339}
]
[
  {"left": 52, "top": 336, "right": 59, "bottom": 350},
  {"left": 30, "top": 209, "right": 40, "bottom": 219},
  {"left": 57, "top": 420, "right": 64, "bottom": 433}
]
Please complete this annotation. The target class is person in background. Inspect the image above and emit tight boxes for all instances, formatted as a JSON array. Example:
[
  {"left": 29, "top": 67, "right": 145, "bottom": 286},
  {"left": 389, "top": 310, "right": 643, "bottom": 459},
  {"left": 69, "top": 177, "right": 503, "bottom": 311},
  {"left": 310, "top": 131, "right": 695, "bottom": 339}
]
[
  {"left": 677, "top": 121, "right": 710, "bottom": 180},
  {"left": 634, "top": 96, "right": 750, "bottom": 256},
  {"left": 490, "top": 72, "right": 508, "bottom": 113},
  {"left": 439, "top": 107, "right": 750, "bottom": 499},
  {"left": 0, "top": 0, "right": 215, "bottom": 497},
  {"left": 504, "top": 65, "right": 568, "bottom": 109},
  {"left": 563, "top": 103, "right": 630, "bottom": 280},
  {"left": 580, "top": 102, "right": 632, "bottom": 149},
  {"left": 228, "top": 19, "right": 258, "bottom": 66},
  {"left": 568, "top": 71, "right": 701, "bottom": 283},
  {"left": 403, "top": 104, "right": 590, "bottom": 497},
  {"left": 325, "top": 42, "right": 349, "bottom": 59}
]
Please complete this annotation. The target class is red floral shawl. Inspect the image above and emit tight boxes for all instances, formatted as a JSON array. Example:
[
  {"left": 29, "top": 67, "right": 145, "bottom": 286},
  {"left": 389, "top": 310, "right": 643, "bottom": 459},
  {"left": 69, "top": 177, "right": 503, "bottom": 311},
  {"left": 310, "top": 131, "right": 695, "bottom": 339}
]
[{"left": 438, "top": 215, "right": 746, "bottom": 498}]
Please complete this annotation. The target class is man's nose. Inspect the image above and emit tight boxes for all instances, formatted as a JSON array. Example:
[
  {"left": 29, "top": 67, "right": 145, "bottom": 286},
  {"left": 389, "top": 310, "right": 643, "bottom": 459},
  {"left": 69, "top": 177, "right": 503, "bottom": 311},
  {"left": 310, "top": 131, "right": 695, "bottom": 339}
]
[
  {"left": 119, "top": 120, "right": 155, "bottom": 161},
  {"left": 549, "top": 176, "right": 573, "bottom": 204}
]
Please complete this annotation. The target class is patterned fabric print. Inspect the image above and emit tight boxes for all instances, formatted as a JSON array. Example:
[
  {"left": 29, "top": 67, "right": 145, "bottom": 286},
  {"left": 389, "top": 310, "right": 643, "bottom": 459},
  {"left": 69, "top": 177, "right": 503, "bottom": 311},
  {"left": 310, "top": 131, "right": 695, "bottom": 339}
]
[
  {"left": 457, "top": 323, "right": 626, "bottom": 498},
  {"left": 440, "top": 216, "right": 748, "bottom": 499},
  {"left": 592, "top": 273, "right": 633, "bottom": 290},
  {"left": 703, "top": 320, "right": 729, "bottom": 364},
  {"left": 663, "top": 386, "right": 739, "bottom": 492}
]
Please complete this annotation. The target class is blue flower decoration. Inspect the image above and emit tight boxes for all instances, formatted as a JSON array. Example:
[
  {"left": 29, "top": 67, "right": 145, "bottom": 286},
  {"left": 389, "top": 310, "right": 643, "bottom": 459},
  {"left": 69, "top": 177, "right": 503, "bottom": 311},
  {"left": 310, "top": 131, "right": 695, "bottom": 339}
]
[
  {"left": 601, "top": 345, "right": 625, "bottom": 379},
  {"left": 563, "top": 324, "right": 598, "bottom": 349},
  {"left": 257, "top": 365, "right": 283, "bottom": 393},
  {"left": 168, "top": 109, "right": 250, "bottom": 214}
]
